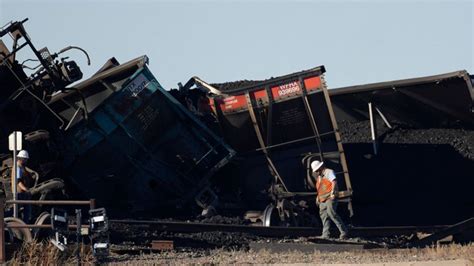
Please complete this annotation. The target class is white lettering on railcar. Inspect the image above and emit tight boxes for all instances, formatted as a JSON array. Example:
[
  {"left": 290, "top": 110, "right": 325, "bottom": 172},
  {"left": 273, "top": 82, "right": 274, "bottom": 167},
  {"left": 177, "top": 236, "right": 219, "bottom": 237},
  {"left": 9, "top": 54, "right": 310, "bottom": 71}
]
[
  {"left": 277, "top": 82, "right": 300, "bottom": 97},
  {"left": 126, "top": 73, "right": 150, "bottom": 96},
  {"left": 224, "top": 96, "right": 238, "bottom": 109}
]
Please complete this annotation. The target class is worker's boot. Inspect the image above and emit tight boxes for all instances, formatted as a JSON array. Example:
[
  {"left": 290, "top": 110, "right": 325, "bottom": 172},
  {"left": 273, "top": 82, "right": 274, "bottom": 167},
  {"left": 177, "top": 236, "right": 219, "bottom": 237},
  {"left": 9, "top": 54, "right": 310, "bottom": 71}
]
[{"left": 339, "top": 231, "right": 349, "bottom": 240}]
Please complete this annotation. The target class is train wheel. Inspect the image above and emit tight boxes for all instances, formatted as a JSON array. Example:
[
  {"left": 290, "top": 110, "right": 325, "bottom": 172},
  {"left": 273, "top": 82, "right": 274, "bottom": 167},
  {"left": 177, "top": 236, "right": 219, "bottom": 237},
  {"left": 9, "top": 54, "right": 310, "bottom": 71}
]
[
  {"left": 4, "top": 217, "right": 33, "bottom": 243},
  {"left": 262, "top": 204, "right": 280, "bottom": 227},
  {"left": 33, "top": 212, "right": 51, "bottom": 239}
]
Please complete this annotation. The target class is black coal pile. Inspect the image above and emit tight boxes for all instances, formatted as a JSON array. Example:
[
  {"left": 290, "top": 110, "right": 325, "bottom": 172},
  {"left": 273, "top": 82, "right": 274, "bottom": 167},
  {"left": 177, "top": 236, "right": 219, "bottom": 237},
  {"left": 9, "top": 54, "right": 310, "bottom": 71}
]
[
  {"left": 339, "top": 120, "right": 474, "bottom": 160},
  {"left": 211, "top": 80, "right": 263, "bottom": 92},
  {"left": 337, "top": 120, "right": 474, "bottom": 226},
  {"left": 198, "top": 215, "right": 248, "bottom": 225},
  {"left": 110, "top": 223, "right": 268, "bottom": 251},
  {"left": 156, "top": 231, "right": 264, "bottom": 251}
]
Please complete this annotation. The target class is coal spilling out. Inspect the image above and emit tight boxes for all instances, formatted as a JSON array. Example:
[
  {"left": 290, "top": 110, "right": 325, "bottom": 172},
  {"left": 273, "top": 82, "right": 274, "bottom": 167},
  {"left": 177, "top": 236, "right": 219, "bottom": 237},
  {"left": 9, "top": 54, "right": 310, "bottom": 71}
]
[
  {"left": 107, "top": 219, "right": 430, "bottom": 253},
  {"left": 338, "top": 120, "right": 474, "bottom": 226},
  {"left": 338, "top": 120, "right": 473, "bottom": 159},
  {"left": 110, "top": 225, "right": 266, "bottom": 252}
]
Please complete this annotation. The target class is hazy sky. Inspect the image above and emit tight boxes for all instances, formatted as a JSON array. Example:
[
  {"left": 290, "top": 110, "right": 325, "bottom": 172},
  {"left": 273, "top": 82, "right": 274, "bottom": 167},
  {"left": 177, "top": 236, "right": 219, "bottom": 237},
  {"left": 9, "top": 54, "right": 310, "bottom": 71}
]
[{"left": 1, "top": 0, "right": 472, "bottom": 90}]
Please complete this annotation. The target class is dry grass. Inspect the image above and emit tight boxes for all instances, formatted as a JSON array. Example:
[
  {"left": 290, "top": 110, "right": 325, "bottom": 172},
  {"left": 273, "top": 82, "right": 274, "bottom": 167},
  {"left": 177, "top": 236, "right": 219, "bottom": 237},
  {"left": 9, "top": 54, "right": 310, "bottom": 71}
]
[
  {"left": 9, "top": 241, "right": 474, "bottom": 265},
  {"left": 108, "top": 243, "right": 474, "bottom": 265},
  {"left": 9, "top": 240, "right": 95, "bottom": 265}
]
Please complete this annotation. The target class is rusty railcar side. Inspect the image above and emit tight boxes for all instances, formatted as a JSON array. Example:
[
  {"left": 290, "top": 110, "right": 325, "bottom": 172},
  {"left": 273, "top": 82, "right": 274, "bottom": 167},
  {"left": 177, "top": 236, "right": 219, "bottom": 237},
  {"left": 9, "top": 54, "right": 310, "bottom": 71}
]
[{"left": 196, "top": 67, "right": 353, "bottom": 225}]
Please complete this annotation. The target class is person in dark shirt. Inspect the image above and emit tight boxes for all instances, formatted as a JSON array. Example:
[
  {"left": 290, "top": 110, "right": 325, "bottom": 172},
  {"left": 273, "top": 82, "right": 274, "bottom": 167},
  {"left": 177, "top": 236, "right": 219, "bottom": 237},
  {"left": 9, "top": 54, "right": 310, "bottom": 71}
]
[{"left": 13, "top": 150, "right": 36, "bottom": 223}]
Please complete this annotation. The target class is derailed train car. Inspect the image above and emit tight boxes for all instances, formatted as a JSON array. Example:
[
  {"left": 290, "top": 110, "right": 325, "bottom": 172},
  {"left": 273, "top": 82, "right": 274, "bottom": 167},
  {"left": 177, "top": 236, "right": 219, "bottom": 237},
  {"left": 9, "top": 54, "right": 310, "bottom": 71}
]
[
  {"left": 328, "top": 72, "right": 474, "bottom": 226},
  {"left": 183, "top": 69, "right": 474, "bottom": 226},
  {"left": 0, "top": 19, "right": 83, "bottom": 209},
  {"left": 0, "top": 19, "right": 235, "bottom": 217},
  {"left": 180, "top": 68, "right": 354, "bottom": 226},
  {"left": 46, "top": 57, "right": 235, "bottom": 215}
]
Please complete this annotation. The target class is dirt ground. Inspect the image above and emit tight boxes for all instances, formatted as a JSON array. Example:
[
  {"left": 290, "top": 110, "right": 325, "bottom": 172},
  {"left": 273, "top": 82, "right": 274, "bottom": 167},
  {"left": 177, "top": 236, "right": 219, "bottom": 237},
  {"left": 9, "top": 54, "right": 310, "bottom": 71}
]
[{"left": 107, "top": 243, "right": 474, "bottom": 265}]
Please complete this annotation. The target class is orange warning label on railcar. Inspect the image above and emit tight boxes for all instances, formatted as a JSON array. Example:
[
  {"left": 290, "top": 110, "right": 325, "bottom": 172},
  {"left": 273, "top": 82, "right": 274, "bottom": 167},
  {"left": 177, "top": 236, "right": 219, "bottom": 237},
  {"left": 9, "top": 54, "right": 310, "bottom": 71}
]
[
  {"left": 252, "top": 89, "right": 268, "bottom": 104},
  {"left": 219, "top": 95, "right": 248, "bottom": 112},
  {"left": 304, "top": 76, "right": 322, "bottom": 92}
]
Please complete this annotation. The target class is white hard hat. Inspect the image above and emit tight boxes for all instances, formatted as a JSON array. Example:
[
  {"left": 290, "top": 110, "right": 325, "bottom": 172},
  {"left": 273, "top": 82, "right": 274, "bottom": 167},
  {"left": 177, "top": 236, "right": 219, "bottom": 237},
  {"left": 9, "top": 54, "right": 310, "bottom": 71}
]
[
  {"left": 17, "top": 150, "right": 29, "bottom": 159},
  {"left": 311, "top": 160, "right": 324, "bottom": 172}
]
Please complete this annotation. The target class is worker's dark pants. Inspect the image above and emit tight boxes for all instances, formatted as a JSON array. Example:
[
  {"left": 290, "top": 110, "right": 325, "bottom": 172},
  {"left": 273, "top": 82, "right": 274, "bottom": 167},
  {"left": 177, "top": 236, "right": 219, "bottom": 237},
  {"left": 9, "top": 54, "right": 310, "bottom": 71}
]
[
  {"left": 18, "top": 192, "right": 32, "bottom": 223},
  {"left": 319, "top": 199, "right": 347, "bottom": 238}
]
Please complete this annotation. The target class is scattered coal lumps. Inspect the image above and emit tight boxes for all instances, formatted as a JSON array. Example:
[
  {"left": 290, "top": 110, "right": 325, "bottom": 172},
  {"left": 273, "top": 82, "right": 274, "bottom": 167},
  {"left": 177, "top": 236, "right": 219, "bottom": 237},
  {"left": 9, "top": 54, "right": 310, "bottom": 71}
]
[{"left": 197, "top": 215, "right": 248, "bottom": 225}]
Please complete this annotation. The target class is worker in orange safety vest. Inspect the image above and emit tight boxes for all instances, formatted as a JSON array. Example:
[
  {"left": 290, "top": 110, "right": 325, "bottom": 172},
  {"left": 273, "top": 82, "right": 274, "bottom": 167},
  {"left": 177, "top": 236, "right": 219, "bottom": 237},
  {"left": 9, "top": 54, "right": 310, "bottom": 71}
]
[{"left": 312, "top": 160, "right": 348, "bottom": 239}]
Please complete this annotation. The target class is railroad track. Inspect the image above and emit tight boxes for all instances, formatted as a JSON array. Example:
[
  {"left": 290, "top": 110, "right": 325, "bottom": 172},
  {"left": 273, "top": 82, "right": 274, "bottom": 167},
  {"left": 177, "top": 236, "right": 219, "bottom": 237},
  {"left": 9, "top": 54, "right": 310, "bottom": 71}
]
[
  {"left": 110, "top": 219, "right": 448, "bottom": 238},
  {"left": 107, "top": 218, "right": 474, "bottom": 255}
]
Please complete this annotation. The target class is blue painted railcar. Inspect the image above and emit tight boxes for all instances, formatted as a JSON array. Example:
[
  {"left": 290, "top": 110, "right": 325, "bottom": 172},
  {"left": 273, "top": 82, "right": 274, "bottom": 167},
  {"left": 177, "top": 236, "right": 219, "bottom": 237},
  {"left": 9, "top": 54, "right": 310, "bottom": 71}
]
[{"left": 48, "top": 56, "right": 234, "bottom": 215}]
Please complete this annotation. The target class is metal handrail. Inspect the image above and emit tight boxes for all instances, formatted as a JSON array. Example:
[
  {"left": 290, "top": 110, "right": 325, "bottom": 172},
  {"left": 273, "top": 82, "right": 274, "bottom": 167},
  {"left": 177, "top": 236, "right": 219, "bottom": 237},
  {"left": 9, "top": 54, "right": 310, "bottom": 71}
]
[{"left": 0, "top": 198, "right": 96, "bottom": 263}]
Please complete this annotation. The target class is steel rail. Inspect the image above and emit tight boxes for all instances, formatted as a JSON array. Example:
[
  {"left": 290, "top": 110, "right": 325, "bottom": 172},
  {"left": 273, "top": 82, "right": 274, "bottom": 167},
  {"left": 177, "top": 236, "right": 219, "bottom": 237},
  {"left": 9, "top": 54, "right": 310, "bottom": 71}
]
[
  {"left": 6, "top": 224, "right": 89, "bottom": 229},
  {"left": 109, "top": 219, "right": 448, "bottom": 238},
  {"left": 7, "top": 200, "right": 96, "bottom": 210}
]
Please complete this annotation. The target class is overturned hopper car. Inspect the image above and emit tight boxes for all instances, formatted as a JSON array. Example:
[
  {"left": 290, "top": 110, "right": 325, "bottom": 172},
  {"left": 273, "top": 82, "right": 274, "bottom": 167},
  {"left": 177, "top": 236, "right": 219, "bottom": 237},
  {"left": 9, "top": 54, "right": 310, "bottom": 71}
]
[
  {"left": 0, "top": 19, "right": 235, "bottom": 218},
  {"left": 181, "top": 67, "right": 354, "bottom": 226},
  {"left": 329, "top": 71, "right": 474, "bottom": 226},
  {"left": 184, "top": 69, "right": 474, "bottom": 227},
  {"left": 47, "top": 57, "right": 235, "bottom": 216}
]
